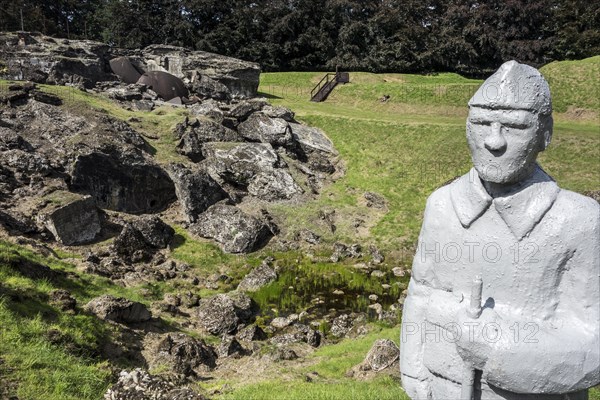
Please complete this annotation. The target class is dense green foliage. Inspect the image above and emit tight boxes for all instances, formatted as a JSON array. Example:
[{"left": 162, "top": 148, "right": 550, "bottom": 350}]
[{"left": 1, "top": 0, "right": 599, "bottom": 75}]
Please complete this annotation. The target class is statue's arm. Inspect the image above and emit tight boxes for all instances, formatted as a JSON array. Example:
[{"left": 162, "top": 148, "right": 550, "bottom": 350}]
[
  {"left": 485, "top": 203, "right": 600, "bottom": 393},
  {"left": 400, "top": 194, "right": 441, "bottom": 398}
]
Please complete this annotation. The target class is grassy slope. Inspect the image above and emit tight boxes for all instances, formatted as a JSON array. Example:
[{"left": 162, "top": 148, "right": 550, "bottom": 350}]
[
  {"left": 0, "top": 242, "right": 115, "bottom": 399},
  {"left": 260, "top": 58, "right": 600, "bottom": 258},
  {"left": 219, "top": 325, "right": 408, "bottom": 400},
  {"left": 1, "top": 56, "right": 599, "bottom": 399}
]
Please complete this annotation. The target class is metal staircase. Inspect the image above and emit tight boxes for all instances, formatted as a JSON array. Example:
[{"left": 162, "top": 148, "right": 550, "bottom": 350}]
[{"left": 310, "top": 70, "right": 349, "bottom": 102}]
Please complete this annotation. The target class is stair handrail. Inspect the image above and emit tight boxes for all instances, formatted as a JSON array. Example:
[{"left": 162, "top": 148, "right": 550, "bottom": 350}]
[{"left": 310, "top": 72, "right": 336, "bottom": 99}]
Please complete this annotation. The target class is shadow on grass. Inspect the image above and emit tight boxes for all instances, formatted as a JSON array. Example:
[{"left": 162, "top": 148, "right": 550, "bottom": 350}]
[
  {"left": 170, "top": 233, "right": 186, "bottom": 250},
  {"left": 257, "top": 91, "right": 283, "bottom": 99}
]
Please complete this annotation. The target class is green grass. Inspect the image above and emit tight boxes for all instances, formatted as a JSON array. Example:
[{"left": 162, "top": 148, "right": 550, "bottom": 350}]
[
  {"left": 220, "top": 377, "right": 406, "bottom": 400},
  {"left": 259, "top": 57, "right": 600, "bottom": 257},
  {"left": 540, "top": 56, "right": 600, "bottom": 113},
  {"left": 0, "top": 241, "right": 115, "bottom": 399},
  {"left": 218, "top": 326, "right": 409, "bottom": 400}
]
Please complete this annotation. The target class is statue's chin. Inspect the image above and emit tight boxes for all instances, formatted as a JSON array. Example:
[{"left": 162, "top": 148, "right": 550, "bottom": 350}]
[
  {"left": 476, "top": 166, "right": 536, "bottom": 186},
  {"left": 474, "top": 166, "right": 520, "bottom": 185}
]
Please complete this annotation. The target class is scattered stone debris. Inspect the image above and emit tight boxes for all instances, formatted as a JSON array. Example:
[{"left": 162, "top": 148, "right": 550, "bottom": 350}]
[
  {"left": 269, "top": 323, "right": 321, "bottom": 348},
  {"left": 237, "top": 263, "right": 278, "bottom": 292},
  {"left": 330, "top": 242, "right": 362, "bottom": 262},
  {"left": 39, "top": 195, "right": 101, "bottom": 246},
  {"left": 364, "top": 339, "right": 400, "bottom": 371},
  {"left": 294, "top": 229, "right": 321, "bottom": 245},
  {"left": 217, "top": 335, "right": 247, "bottom": 358},
  {"left": 104, "top": 368, "right": 206, "bottom": 400},
  {"left": 193, "top": 204, "right": 274, "bottom": 254},
  {"left": 85, "top": 295, "right": 151, "bottom": 324},
  {"left": 143, "top": 333, "right": 217, "bottom": 376},
  {"left": 369, "top": 245, "right": 385, "bottom": 264},
  {"left": 330, "top": 314, "right": 353, "bottom": 338},
  {"left": 49, "top": 289, "right": 77, "bottom": 312},
  {"left": 364, "top": 192, "right": 386, "bottom": 209},
  {"left": 271, "top": 346, "right": 299, "bottom": 361},
  {"left": 346, "top": 339, "right": 400, "bottom": 380},
  {"left": 236, "top": 324, "right": 267, "bottom": 342},
  {"left": 196, "top": 292, "right": 257, "bottom": 335},
  {"left": 134, "top": 216, "right": 175, "bottom": 249}
]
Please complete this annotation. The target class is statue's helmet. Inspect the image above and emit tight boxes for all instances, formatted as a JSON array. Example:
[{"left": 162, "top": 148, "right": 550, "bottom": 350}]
[{"left": 468, "top": 60, "right": 552, "bottom": 115}]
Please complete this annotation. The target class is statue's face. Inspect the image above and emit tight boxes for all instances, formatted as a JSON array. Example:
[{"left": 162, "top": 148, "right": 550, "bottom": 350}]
[{"left": 466, "top": 107, "right": 547, "bottom": 184}]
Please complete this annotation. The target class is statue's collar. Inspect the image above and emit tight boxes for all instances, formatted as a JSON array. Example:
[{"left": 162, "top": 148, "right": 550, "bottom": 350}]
[{"left": 450, "top": 164, "right": 560, "bottom": 240}]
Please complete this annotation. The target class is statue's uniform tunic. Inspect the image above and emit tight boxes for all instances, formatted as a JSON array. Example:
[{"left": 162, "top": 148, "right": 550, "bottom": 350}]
[{"left": 400, "top": 165, "right": 600, "bottom": 399}]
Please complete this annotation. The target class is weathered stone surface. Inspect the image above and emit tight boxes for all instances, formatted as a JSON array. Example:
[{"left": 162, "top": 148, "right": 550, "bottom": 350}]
[
  {"left": 188, "top": 73, "right": 231, "bottom": 101},
  {"left": 237, "top": 113, "right": 294, "bottom": 148},
  {"left": 262, "top": 105, "right": 295, "bottom": 122},
  {"left": 269, "top": 331, "right": 306, "bottom": 346},
  {"left": 364, "top": 339, "right": 399, "bottom": 371},
  {"left": 109, "top": 56, "right": 143, "bottom": 84},
  {"left": 143, "top": 333, "right": 217, "bottom": 376},
  {"left": 71, "top": 152, "right": 176, "bottom": 213},
  {"left": 175, "top": 119, "right": 240, "bottom": 162},
  {"left": 40, "top": 194, "right": 101, "bottom": 245},
  {"left": 167, "top": 164, "right": 227, "bottom": 223},
  {"left": 227, "top": 100, "right": 268, "bottom": 121},
  {"left": 105, "top": 84, "right": 145, "bottom": 101},
  {"left": 112, "top": 224, "right": 153, "bottom": 263},
  {"left": 104, "top": 368, "right": 205, "bottom": 400},
  {"left": 217, "top": 335, "right": 247, "bottom": 358},
  {"left": 85, "top": 295, "right": 151, "bottom": 323},
  {"left": 32, "top": 91, "right": 62, "bottom": 106},
  {"left": 0, "top": 32, "right": 113, "bottom": 88},
  {"left": 271, "top": 316, "right": 294, "bottom": 330},
  {"left": 236, "top": 324, "right": 267, "bottom": 342},
  {"left": 306, "top": 329, "right": 321, "bottom": 347},
  {"left": 269, "top": 324, "right": 321, "bottom": 347},
  {"left": 196, "top": 294, "right": 238, "bottom": 335},
  {"left": 289, "top": 123, "right": 337, "bottom": 156},
  {"left": 193, "top": 204, "right": 273, "bottom": 253},
  {"left": 203, "top": 142, "right": 280, "bottom": 187},
  {"left": 197, "top": 292, "right": 257, "bottom": 336},
  {"left": 247, "top": 169, "right": 303, "bottom": 201},
  {"left": 237, "top": 263, "right": 278, "bottom": 292},
  {"left": 133, "top": 216, "right": 174, "bottom": 249},
  {"left": 271, "top": 347, "right": 299, "bottom": 361},
  {"left": 188, "top": 100, "right": 224, "bottom": 122},
  {"left": 227, "top": 291, "right": 258, "bottom": 322},
  {"left": 330, "top": 314, "right": 353, "bottom": 338},
  {"left": 141, "top": 44, "right": 260, "bottom": 98},
  {"left": 368, "top": 245, "right": 385, "bottom": 264}
]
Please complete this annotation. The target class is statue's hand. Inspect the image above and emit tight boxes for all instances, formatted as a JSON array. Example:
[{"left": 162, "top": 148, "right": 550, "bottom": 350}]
[{"left": 455, "top": 307, "right": 501, "bottom": 370}]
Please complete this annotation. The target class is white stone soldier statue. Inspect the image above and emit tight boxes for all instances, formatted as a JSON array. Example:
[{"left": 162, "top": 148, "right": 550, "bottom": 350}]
[{"left": 400, "top": 61, "right": 600, "bottom": 399}]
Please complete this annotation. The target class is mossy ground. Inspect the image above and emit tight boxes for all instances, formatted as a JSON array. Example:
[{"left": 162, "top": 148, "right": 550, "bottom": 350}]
[{"left": 1, "top": 56, "right": 599, "bottom": 399}]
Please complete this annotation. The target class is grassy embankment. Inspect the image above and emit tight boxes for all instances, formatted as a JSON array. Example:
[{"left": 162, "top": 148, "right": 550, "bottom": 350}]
[{"left": 0, "top": 56, "right": 598, "bottom": 399}]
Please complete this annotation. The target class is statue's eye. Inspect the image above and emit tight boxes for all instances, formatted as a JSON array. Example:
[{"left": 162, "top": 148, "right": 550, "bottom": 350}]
[
  {"left": 503, "top": 123, "right": 529, "bottom": 129},
  {"left": 469, "top": 119, "right": 489, "bottom": 126}
]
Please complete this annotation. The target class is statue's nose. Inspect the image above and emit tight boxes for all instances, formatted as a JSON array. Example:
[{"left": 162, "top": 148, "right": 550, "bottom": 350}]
[{"left": 484, "top": 122, "right": 507, "bottom": 152}]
